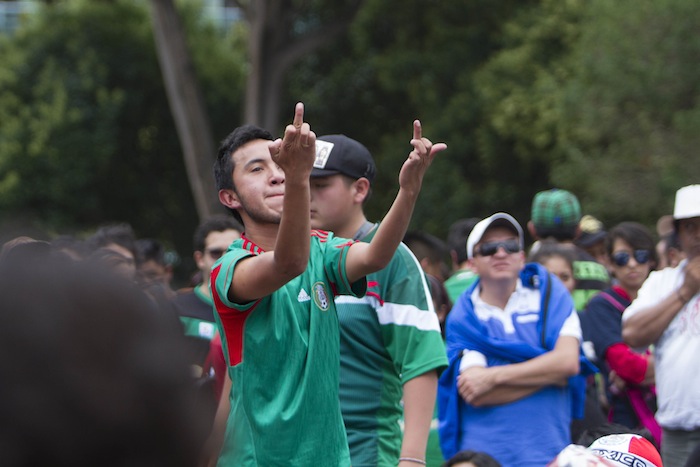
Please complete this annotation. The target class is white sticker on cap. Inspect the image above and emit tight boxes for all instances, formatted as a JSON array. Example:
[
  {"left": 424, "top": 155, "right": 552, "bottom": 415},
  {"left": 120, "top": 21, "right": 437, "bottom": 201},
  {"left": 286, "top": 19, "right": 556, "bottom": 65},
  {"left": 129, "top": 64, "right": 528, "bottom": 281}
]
[{"left": 314, "top": 140, "right": 335, "bottom": 169}]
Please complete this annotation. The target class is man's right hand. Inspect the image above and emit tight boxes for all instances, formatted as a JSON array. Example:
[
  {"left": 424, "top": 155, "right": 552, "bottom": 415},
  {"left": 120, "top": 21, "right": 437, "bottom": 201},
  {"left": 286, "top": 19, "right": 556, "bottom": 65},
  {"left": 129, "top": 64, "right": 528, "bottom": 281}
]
[
  {"left": 398, "top": 120, "right": 447, "bottom": 197},
  {"left": 268, "top": 102, "right": 316, "bottom": 183},
  {"left": 680, "top": 256, "right": 700, "bottom": 302}
]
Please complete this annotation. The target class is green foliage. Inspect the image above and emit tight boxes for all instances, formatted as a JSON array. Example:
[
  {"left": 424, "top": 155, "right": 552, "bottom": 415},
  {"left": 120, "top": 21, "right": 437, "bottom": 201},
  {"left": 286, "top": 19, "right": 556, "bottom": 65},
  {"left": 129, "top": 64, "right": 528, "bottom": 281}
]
[
  {"left": 288, "top": 0, "right": 538, "bottom": 237},
  {"left": 553, "top": 0, "right": 700, "bottom": 226},
  {"left": 0, "top": 0, "right": 245, "bottom": 272},
  {"left": 2, "top": 0, "right": 698, "bottom": 259}
]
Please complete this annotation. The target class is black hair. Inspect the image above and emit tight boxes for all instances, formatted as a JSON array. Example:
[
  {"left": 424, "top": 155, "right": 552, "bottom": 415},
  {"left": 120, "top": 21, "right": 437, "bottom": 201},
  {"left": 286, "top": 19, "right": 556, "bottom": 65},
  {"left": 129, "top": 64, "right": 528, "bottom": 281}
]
[
  {"left": 86, "top": 223, "right": 137, "bottom": 258},
  {"left": 404, "top": 230, "right": 449, "bottom": 263},
  {"left": 213, "top": 125, "right": 274, "bottom": 224},
  {"left": 193, "top": 215, "right": 244, "bottom": 252},
  {"left": 135, "top": 238, "right": 167, "bottom": 266},
  {"left": 443, "top": 450, "right": 501, "bottom": 467},
  {"left": 447, "top": 218, "right": 480, "bottom": 265},
  {"left": 607, "top": 222, "right": 657, "bottom": 270},
  {"left": 534, "top": 225, "right": 579, "bottom": 242},
  {"left": 528, "top": 239, "right": 576, "bottom": 268},
  {"left": 662, "top": 230, "right": 681, "bottom": 252}
]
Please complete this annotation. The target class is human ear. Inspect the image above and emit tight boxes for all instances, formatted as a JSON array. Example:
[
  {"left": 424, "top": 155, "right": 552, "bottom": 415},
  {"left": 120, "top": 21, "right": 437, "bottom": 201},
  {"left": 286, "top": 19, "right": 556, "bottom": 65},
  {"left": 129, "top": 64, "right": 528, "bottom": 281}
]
[
  {"left": 353, "top": 178, "right": 371, "bottom": 204},
  {"left": 218, "top": 189, "right": 241, "bottom": 210}
]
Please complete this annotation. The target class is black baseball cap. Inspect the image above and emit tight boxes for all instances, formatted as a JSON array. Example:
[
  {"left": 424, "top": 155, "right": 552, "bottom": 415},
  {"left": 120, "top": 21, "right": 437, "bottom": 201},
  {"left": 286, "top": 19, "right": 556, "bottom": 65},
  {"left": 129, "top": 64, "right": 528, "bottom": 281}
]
[{"left": 311, "top": 135, "right": 376, "bottom": 183}]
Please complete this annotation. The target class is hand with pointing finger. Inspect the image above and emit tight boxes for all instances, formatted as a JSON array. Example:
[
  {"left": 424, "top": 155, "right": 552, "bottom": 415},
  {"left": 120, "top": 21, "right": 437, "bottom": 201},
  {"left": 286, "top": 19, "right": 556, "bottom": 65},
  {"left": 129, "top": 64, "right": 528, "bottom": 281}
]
[
  {"left": 399, "top": 120, "right": 447, "bottom": 196},
  {"left": 268, "top": 102, "right": 317, "bottom": 183}
]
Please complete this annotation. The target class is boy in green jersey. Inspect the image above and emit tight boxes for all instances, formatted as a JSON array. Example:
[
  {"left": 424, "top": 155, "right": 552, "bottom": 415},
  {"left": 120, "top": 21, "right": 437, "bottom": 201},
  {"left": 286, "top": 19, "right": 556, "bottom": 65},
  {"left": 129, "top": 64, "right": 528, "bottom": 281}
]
[
  {"left": 310, "top": 134, "right": 448, "bottom": 467},
  {"left": 208, "top": 103, "right": 446, "bottom": 466}
]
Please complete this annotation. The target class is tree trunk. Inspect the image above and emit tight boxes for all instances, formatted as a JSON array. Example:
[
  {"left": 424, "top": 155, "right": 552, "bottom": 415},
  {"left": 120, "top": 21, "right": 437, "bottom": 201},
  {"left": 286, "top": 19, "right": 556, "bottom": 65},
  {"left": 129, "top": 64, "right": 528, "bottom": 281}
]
[
  {"left": 240, "top": 0, "right": 362, "bottom": 132},
  {"left": 149, "top": 0, "right": 221, "bottom": 221}
]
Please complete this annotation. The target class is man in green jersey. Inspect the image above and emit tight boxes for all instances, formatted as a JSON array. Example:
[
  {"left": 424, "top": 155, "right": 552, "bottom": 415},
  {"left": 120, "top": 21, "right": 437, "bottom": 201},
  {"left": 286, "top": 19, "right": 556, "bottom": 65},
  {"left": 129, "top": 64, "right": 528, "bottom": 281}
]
[
  {"left": 209, "top": 103, "right": 446, "bottom": 467},
  {"left": 310, "top": 134, "right": 448, "bottom": 467},
  {"left": 173, "top": 215, "right": 242, "bottom": 399},
  {"left": 175, "top": 215, "right": 242, "bottom": 345}
]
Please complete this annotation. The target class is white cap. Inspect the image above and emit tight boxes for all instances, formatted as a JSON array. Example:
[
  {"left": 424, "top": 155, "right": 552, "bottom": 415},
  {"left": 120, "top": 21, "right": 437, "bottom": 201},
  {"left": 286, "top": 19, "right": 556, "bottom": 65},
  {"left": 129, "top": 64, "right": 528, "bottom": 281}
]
[
  {"left": 466, "top": 212, "right": 524, "bottom": 259},
  {"left": 674, "top": 184, "right": 700, "bottom": 220},
  {"left": 547, "top": 444, "right": 616, "bottom": 467}
]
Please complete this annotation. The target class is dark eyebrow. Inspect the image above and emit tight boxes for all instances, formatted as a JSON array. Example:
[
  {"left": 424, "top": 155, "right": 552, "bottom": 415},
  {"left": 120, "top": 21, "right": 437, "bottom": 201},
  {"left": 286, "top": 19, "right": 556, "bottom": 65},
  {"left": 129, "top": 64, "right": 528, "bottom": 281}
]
[{"left": 243, "top": 158, "right": 267, "bottom": 169}]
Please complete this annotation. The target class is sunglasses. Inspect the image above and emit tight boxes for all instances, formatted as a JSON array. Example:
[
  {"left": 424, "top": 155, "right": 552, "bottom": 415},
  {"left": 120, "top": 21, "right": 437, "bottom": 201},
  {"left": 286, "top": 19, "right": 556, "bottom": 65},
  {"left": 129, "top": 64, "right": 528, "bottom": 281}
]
[
  {"left": 205, "top": 248, "right": 226, "bottom": 260},
  {"left": 612, "top": 249, "right": 650, "bottom": 267},
  {"left": 475, "top": 239, "right": 521, "bottom": 257}
]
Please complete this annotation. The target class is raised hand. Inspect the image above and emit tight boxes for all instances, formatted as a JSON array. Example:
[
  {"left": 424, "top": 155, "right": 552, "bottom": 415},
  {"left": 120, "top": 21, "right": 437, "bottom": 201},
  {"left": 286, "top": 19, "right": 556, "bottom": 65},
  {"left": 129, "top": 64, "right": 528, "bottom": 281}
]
[
  {"left": 268, "top": 102, "right": 317, "bottom": 181},
  {"left": 680, "top": 256, "right": 700, "bottom": 302},
  {"left": 398, "top": 120, "right": 447, "bottom": 195}
]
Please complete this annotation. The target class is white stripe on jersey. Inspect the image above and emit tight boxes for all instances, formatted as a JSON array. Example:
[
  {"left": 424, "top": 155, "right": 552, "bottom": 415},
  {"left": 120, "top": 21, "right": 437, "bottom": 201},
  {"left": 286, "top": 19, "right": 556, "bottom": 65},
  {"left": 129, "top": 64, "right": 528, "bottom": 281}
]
[{"left": 335, "top": 295, "right": 442, "bottom": 332}]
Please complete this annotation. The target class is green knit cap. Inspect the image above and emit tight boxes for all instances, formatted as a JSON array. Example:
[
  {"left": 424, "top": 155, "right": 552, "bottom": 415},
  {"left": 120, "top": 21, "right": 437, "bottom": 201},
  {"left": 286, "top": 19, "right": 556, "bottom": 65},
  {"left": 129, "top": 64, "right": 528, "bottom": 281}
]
[{"left": 531, "top": 188, "right": 581, "bottom": 229}]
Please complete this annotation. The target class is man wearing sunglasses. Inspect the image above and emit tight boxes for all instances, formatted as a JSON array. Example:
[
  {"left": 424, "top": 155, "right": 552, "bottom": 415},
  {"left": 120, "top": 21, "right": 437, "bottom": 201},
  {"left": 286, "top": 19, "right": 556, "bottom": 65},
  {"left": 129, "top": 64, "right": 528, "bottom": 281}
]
[
  {"left": 438, "top": 213, "right": 594, "bottom": 467},
  {"left": 622, "top": 184, "right": 700, "bottom": 467}
]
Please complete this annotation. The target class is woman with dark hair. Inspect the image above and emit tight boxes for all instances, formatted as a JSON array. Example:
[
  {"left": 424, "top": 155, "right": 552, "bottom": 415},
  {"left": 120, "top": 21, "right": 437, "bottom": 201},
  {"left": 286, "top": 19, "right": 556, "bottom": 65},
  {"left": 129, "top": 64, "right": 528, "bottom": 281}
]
[{"left": 581, "top": 222, "right": 660, "bottom": 443}]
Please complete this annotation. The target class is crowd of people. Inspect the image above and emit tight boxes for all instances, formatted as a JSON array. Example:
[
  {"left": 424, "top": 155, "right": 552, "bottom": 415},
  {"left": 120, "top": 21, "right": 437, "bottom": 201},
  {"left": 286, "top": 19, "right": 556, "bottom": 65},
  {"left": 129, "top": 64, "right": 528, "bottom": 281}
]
[{"left": 1, "top": 103, "right": 698, "bottom": 467}]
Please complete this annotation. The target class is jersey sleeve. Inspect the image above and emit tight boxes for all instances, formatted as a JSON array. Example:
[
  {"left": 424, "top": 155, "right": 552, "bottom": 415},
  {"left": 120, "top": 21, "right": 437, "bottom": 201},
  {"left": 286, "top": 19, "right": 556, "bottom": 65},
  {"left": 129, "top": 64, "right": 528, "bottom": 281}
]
[
  {"left": 210, "top": 246, "right": 255, "bottom": 312},
  {"left": 377, "top": 244, "right": 448, "bottom": 383}
]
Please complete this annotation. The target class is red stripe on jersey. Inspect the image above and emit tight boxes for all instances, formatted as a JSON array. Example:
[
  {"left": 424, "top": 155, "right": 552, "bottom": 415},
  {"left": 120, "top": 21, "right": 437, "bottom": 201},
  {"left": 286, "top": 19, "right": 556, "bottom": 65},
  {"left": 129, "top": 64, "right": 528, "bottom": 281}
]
[
  {"left": 366, "top": 291, "right": 384, "bottom": 306},
  {"left": 210, "top": 263, "right": 256, "bottom": 367},
  {"left": 240, "top": 234, "right": 265, "bottom": 255},
  {"left": 311, "top": 229, "right": 329, "bottom": 241}
]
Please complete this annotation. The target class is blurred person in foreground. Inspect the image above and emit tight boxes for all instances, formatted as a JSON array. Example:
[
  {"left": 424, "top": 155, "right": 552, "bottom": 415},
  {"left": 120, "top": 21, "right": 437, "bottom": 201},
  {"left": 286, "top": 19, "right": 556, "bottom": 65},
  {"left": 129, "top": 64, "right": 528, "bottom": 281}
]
[
  {"left": 622, "top": 184, "right": 700, "bottom": 467},
  {"left": 0, "top": 253, "right": 207, "bottom": 467},
  {"left": 438, "top": 213, "right": 596, "bottom": 466}
]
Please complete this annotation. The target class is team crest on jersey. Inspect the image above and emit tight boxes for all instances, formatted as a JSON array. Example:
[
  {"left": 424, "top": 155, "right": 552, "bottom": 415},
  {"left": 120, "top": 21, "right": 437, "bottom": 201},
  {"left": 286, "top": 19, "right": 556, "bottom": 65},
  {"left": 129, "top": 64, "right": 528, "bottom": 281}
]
[{"left": 312, "top": 282, "right": 330, "bottom": 311}]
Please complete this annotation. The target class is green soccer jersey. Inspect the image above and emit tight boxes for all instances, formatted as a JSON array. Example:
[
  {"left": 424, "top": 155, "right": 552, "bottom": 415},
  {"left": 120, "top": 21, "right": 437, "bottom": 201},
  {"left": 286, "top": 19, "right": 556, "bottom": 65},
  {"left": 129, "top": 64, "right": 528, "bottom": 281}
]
[
  {"left": 336, "top": 230, "right": 448, "bottom": 467},
  {"left": 211, "top": 231, "right": 366, "bottom": 467}
]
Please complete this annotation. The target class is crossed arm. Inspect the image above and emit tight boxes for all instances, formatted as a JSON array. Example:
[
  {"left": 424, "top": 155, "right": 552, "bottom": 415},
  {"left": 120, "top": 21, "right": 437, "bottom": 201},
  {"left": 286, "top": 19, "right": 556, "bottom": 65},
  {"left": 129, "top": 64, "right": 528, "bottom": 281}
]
[{"left": 458, "top": 335, "right": 580, "bottom": 407}]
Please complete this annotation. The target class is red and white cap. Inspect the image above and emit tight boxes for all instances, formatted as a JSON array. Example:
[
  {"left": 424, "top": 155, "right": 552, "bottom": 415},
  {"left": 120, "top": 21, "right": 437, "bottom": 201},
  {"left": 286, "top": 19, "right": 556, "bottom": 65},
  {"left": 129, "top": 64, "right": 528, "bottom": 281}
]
[
  {"left": 547, "top": 444, "right": 616, "bottom": 466},
  {"left": 588, "top": 434, "right": 663, "bottom": 467}
]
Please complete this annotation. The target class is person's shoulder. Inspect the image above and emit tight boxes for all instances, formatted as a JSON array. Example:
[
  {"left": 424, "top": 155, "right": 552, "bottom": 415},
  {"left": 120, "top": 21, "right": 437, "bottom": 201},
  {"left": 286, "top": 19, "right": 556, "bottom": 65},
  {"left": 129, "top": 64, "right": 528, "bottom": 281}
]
[{"left": 310, "top": 229, "right": 353, "bottom": 247}]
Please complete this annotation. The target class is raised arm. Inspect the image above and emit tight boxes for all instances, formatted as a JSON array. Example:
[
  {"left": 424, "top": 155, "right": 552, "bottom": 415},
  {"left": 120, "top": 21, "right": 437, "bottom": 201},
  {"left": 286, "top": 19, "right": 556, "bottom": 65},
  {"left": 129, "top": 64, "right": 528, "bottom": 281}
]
[
  {"left": 226, "top": 103, "right": 316, "bottom": 303},
  {"left": 345, "top": 120, "right": 446, "bottom": 283}
]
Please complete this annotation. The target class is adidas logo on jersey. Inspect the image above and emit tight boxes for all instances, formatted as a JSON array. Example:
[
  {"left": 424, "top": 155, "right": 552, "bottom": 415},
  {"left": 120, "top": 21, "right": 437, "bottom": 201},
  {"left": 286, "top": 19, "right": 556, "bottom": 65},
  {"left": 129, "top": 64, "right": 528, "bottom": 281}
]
[{"left": 298, "top": 289, "right": 311, "bottom": 302}]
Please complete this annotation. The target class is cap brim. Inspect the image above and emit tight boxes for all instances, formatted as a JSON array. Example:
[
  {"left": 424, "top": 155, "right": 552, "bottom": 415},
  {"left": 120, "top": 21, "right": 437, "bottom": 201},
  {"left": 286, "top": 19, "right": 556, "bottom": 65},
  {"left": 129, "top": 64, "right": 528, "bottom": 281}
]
[{"left": 310, "top": 168, "right": 342, "bottom": 178}]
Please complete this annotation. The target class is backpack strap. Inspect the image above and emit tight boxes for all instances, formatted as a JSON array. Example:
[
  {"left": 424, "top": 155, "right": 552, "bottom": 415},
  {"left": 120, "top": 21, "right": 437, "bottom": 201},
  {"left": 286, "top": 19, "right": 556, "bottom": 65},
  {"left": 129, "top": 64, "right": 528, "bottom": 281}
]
[
  {"left": 598, "top": 291, "right": 627, "bottom": 313},
  {"left": 540, "top": 273, "right": 553, "bottom": 348}
]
